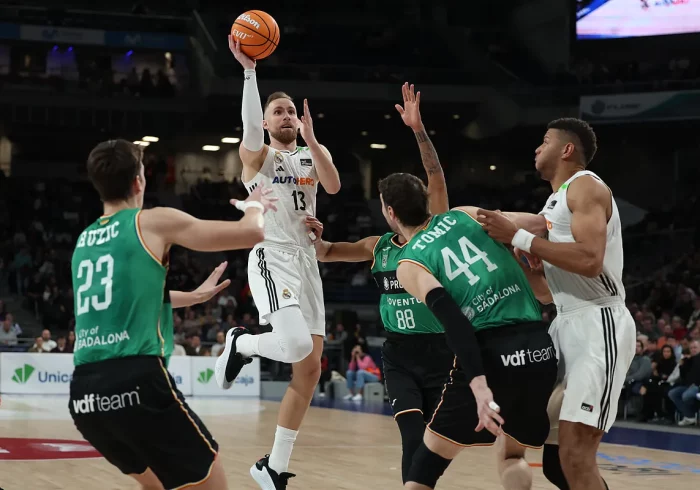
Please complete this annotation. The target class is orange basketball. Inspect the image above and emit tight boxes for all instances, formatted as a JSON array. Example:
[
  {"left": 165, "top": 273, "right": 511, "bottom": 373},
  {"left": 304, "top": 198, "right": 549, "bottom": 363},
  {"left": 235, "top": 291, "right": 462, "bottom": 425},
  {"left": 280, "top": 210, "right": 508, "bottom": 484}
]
[{"left": 231, "top": 10, "right": 280, "bottom": 60}]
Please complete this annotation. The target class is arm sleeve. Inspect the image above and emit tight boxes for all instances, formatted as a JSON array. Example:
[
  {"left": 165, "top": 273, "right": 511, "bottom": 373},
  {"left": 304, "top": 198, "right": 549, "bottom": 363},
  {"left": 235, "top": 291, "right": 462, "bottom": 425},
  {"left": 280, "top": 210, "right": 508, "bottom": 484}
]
[
  {"left": 241, "top": 69, "right": 264, "bottom": 151},
  {"left": 425, "top": 287, "right": 485, "bottom": 384}
]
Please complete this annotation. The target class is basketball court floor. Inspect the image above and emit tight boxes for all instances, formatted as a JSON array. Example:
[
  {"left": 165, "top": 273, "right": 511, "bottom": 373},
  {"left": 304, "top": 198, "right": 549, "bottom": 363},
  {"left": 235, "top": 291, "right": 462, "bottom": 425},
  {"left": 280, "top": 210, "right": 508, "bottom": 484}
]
[{"left": 0, "top": 394, "right": 698, "bottom": 489}]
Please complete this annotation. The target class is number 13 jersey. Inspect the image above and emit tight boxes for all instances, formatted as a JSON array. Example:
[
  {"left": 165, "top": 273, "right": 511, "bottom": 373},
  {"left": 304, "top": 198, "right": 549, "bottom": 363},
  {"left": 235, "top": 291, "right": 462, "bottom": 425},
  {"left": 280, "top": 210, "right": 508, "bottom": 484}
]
[
  {"left": 71, "top": 209, "right": 173, "bottom": 366},
  {"left": 243, "top": 146, "right": 318, "bottom": 250},
  {"left": 398, "top": 210, "right": 541, "bottom": 332}
]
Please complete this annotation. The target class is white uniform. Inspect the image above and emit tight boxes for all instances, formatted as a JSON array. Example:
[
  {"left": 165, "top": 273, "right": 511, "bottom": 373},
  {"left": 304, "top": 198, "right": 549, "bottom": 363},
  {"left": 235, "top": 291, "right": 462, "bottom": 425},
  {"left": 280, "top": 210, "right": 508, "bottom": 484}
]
[
  {"left": 242, "top": 146, "right": 325, "bottom": 336},
  {"left": 540, "top": 170, "right": 635, "bottom": 433}
]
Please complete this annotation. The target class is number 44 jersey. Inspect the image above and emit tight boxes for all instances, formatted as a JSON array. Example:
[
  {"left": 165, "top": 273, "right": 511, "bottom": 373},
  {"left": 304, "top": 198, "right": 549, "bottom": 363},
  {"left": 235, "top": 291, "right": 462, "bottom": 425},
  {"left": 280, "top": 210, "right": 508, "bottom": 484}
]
[
  {"left": 398, "top": 210, "right": 542, "bottom": 332},
  {"left": 71, "top": 208, "right": 173, "bottom": 366}
]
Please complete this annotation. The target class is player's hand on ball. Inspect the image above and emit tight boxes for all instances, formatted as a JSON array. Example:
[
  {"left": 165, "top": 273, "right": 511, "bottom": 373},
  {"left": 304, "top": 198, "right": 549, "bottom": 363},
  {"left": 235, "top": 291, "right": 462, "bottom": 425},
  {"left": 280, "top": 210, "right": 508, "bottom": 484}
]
[
  {"left": 298, "top": 99, "right": 317, "bottom": 145},
  {"left": 231, "top": 185, "right": 278, "bottom": 214},
  {"left": 395, "top": 82, "right": 424, "bottom": 132},
  {"left": 228, "top": 35, "right": 256, "bottom": 70},
  {"left": 193, "top": 262, "right": 231, "bottom": 304},
  {"left": 305, "top": 216, "right": 324, "bottom": 243},
  {"left": 476, "top": 209, "right": 518, "bottom": 244},
  {"left": 470, "top": 377, "right": 504, "bottom": 436}
]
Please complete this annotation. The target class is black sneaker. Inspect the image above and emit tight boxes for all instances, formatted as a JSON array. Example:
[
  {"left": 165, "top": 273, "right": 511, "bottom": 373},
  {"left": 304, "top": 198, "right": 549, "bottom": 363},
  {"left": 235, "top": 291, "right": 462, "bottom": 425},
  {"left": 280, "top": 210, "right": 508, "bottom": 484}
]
[
  {"left": 250, "top": 454, "right": 296, "bottom": 490},
  {"left": 214, "top": 327, "right": 253, "bottom": 389}
]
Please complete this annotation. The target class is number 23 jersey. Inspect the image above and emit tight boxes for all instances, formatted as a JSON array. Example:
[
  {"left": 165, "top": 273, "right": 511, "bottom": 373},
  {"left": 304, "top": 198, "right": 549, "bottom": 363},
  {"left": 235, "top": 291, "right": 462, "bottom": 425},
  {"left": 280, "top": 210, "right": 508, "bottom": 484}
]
[
  {"left": 398, "top": 210, "right": 541, "bottom": 332},
  {"left": 71, "top": 209, "right": 172, "bottom": 366},
  {"left": 243, "top": 146, "right": 318, "bottom": 250}
]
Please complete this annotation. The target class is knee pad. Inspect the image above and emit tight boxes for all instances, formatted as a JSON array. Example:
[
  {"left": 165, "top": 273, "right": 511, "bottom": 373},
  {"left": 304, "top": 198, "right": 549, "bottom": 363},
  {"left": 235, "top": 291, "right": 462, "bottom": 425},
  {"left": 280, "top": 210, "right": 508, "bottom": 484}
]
[
  {"left": 542, "top": 444, "right": 569, "bottom": 490},
  {"left": 395, "top": 411, "right": 425, "bottom": 483},
  {"left": 406, "top": 442, "right": 452, "bottom": 489},
  {"left": 269, "top": 306, "right": 313, "bottom": 363}
]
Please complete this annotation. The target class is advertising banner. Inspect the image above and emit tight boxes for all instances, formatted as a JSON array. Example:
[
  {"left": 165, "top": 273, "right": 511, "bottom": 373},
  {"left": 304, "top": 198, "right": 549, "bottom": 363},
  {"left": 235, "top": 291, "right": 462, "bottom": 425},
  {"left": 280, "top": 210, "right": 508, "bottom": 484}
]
[
  {"left": 580, "top": 91, "right": 700, "bottom": 123},
  {"left": 167, "top": 356, "right": 192, "bottom": 396},
  {"left": 0, "top": 353, "right": 74, "bottom": 395},
  {"left": 191, "top": 356, "right": 260, "bottom": 397}
]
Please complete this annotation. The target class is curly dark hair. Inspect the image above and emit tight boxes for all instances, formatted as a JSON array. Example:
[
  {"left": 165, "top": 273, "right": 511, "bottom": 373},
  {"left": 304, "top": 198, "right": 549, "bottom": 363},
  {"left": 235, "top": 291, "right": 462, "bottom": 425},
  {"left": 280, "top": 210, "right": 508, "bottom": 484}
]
[
  {"left": 377, "top": 173, "right": 430, "bottom": 227},
  {"left": 547, "top": 118, "right": 598, "bottom": 166}
]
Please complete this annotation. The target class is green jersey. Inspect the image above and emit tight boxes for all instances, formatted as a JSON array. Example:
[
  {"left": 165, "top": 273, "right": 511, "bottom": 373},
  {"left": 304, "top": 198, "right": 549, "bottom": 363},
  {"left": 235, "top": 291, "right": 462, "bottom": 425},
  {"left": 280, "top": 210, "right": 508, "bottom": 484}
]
[
  {"left": 371, "top": 233, "right": 444, "bottom": 335},
  {"left": 398, "top": 210, "right": 541, "bottom": 331},
  {"left": 71, "top": 208, "right": 173, "bottom": 366}
]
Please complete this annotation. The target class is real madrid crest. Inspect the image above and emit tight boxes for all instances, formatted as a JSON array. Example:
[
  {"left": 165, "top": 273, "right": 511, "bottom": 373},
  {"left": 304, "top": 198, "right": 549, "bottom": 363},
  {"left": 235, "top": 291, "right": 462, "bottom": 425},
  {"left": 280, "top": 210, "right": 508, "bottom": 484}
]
[
  {"left": 274, "top": 152, "right": 284, "bottom": 164},
  {"left": 282, "top": 288, "right": 292, "bottom": 299}
]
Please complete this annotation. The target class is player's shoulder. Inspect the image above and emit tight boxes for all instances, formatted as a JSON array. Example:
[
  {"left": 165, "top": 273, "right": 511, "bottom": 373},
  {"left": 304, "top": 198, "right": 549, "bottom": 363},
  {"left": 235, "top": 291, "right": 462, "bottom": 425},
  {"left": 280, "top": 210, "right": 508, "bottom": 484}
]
[{"left": 567, "top": 173, "right": 610, "bottom": 206}]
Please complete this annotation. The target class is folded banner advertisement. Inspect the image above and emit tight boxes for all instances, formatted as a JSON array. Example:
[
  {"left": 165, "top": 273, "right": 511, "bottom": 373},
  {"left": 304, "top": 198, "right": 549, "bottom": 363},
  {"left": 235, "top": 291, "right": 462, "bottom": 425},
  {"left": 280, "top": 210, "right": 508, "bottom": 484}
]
[
  {"left": 0, "top": 353, "right": 259, "bottom": 397},
  {"left": 579, "top": 91, "right": 700, "bottom": 123}
]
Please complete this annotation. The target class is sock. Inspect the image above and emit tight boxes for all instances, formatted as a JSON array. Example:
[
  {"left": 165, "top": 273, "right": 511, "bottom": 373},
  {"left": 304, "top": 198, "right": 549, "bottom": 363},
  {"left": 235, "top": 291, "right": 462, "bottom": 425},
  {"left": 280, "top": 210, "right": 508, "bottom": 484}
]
[
  {"left": 268, "top": 425, "right": 298, "bottom": 474},
  {"left": 235, "top": 333, "right": 260, "bottom": 358}
]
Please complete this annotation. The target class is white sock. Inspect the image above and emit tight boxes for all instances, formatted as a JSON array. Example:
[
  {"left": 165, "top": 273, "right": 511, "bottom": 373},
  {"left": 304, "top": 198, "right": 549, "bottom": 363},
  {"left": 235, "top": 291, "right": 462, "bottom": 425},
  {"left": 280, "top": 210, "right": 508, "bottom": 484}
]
[
  {"left": 235, "top": 332, "right": 260, "bottom": 358},
  {"left": 268, "top": 425, "right": 298, "bottom": 474}
]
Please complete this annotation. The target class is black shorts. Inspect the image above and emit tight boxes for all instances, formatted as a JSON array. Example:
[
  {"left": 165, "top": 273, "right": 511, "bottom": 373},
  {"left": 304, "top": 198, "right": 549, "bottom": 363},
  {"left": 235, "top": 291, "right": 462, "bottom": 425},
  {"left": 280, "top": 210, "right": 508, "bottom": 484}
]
[
  {"left": 69, "top": 356, "right": 218, "bottom": 489},
  {"left": 427, "top": 322, "right": 557, "bottom": 448},
  {"left": 382, "top": 333, "right": 454, "bottom": 422}
]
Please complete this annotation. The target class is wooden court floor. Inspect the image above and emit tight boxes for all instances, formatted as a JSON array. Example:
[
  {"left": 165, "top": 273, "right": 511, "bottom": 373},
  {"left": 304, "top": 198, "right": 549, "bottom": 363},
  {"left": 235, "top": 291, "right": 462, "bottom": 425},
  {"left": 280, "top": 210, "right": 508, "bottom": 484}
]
[{"left": 0, "top": 396, "right": 699, "bottom": 489}]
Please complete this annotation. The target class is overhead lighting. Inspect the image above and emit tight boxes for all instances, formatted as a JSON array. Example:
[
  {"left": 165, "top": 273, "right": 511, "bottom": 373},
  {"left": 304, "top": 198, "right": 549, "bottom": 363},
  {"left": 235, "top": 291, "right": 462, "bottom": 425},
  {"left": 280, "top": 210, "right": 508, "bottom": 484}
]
[
  {"left": 142, "top": 136, "right": 159, "bottom": 142},
  {"left": 202, "top": 145, "right": 220, "bottom": 152},
  {"left": 317, "top": 113, "right": 325, "bottom": 119},
  {"left": 370, "top": 143, "right": 387, "bottom": 149},
  {"left": 453, "top": 114, "right": 460, "bottom": 120},
  {"left": 133, "top": 141, "right": 150, "bottom": 146},
  {"left": 489, "top": 165, "right": 497, "bottom": 171},
  {"left": 429, "top": 130, "right": 436, "bottom": 135},
  {"left": 361, "top": 131, "right": 368, "bottom": 136},
  {"left": 221, "top": 137, "right": 240, "bottom": 144},
  {"left": 383, "top": 114, "right": 391, "bottom": 120},
  {"left": 235, "top": 126, "right": 242, "bottom": 131}
]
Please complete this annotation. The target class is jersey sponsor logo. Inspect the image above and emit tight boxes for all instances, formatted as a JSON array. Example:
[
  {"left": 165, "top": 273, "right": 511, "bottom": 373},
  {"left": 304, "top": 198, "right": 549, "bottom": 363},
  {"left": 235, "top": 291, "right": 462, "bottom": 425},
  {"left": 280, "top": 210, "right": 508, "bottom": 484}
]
[
  {"left": 470, "top": 284, "right": 523, "bottom": 314},
  {"left": 275, "top": 165, "right": 285, "bottom": 172},
  {"left": 462, "top": 306, "right": 475, "bottom": 321},
  {"left": 271, "top": 176, "right": 315, "bottom": 186},
  {"left": 300, "top": 158, "right": 312, "bottom": 167},
  {"left": 72, "top": 390, "right": 141, "bottom": 414},
  {"left": 74, "top": 327, "right": 131, "bottom": 352},
  {"left": 248, "top": 183, "right": 258, "bottom": 193},
  {"left": 581, "top": 403, "right": 594, "bottom": 412},
  {"left": 546, "top": 199, "right": 557, "bottom": 209},
  {"left": 380, "top": 246, "right": 390, "bottom": 268},
  {"left": 500, "top": 346, "right": 555, "bottom": 367},
  {"left": 386, "top": 296, "right": 422, "bottom": 306},
  {"left": 411, "top": 215, "right": 457, "bottom": 251},
  {"left": 76, "top": 222, "right": 120, "bottom": 248},
  {"left": 546, "top": 219, "right": 553, "bottom": 230},
  {"left": 373, "top": 271, "right": 407, "bottom": 295}
]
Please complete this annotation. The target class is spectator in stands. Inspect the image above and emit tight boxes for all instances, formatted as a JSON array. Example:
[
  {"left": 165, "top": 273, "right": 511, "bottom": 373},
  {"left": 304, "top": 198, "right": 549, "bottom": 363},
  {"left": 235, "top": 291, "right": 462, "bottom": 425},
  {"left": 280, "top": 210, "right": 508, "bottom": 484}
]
[
  {"left": 185, "top": 335, "right": 203, "bottom": 356},
  {"left": 0, "top": 318, "right": 18, "bottom": 346},
  {"left": 51, "top": 335, "right": 70, "bottom": 353},
  {"left": 3, "top": 313, "right": 21, "bottom": 336},
  {"left": 28, "top": 337, "right": 45, "bottom": 353},
  {"left": 640, "top": 344, "right": 677, "bottom": 422},
  {"left": 667, "top": 337, "right": 683, "bottom": 362},
  {"left": 29, "top": 329, "right": 56, "bottom": 352},
  {"left": 210, "top": 331, "right": 225, "bottom": 357},
  {"left": 627, "top": 340, "right": 653, "bottom": 396},
  {"left": 668, "top": 339, "right": 700, "bottom": 426},
  {"left": 688, "top": 297, "right": 700, "bottom": 329},
  {"left": 218, "top": 288, "right": 238, "bottom": 315},
  {"left": 172, "top": 341, "right": 186, "bottom": 356},
  {"left": 344, "top": 344, "right": 380, "bottom": 402},
  {"left": 671, "top": 315, "right": 688, "bottom": 341}
]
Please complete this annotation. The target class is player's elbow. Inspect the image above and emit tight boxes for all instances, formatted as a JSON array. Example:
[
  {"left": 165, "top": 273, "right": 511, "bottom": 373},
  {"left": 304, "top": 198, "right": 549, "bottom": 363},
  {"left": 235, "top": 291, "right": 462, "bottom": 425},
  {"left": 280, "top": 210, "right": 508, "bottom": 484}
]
[
  {"left": 581, "top": 256, "right": 604, "bottom": 278},
  {"left": 323, "top": 180, "right": 341, "bottom": 195}
]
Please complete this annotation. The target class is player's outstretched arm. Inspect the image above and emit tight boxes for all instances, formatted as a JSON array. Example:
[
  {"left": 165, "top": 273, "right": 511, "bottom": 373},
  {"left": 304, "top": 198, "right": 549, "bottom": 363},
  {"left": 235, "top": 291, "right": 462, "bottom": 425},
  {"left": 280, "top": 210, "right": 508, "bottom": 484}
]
[
  {"left": 396, "top": 261, "right": 504, "bottom": 436},
  {"left": 171, "top": 262, "right": 231, "bottom": 308},
  {"left": 477, "top": 176, "right": 609, "bottom": 278},
  {"left": 395, "top": 82, "right": 448, "bottom": 214},
  {"left": 230, "top": 36, "right": 267, "bottom": 171},
  {"left": 298, "top": 99, "right": 340, "bottom": 194},
  {"left": 140, "top": 186, "right": 277, "bottom": 255},
  {"left": 305, "top": 217, "right": 377, "bottom": 262},
  {"left": 456, "top": 207, "right": 547, "bottom": 236}
]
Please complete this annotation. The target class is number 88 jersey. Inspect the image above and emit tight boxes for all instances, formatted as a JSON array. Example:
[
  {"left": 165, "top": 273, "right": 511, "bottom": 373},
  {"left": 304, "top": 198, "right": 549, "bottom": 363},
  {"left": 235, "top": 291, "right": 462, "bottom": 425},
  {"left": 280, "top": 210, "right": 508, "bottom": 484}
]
[
  {"left": 243, "top": 146, "right": 318, "bottom": 250},
  {"left": 71, "top": 208, "right": 172, "bottom": 366},
  {"left": 371, "top": 233, "right": 444, "bottom": 335}
]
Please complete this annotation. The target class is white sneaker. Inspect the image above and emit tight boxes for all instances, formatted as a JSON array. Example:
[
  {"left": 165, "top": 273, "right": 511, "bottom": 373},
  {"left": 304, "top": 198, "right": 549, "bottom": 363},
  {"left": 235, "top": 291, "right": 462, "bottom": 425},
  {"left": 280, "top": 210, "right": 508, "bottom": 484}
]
[
  {"left": 352, "top": 393, "right": 363, "bottom": 402},
  {"left": 342, "top": 394, "right": 353, "bottom": 401},
  {"left": 678, "top": 417, "right": 697, "bottom": 427}
]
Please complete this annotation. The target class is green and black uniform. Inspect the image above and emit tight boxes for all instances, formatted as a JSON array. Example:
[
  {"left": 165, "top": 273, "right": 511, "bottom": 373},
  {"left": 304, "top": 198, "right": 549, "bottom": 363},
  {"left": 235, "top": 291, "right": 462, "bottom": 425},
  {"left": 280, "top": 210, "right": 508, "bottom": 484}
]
[
  {"left": 371, "top": 233, "right": 454, "bottom": 422},
  {"left": 398, "top": 209, "right": 557, "bottom": 447},
  {"left": 68, "top": 209, "right": 217, "bottom": 489}
]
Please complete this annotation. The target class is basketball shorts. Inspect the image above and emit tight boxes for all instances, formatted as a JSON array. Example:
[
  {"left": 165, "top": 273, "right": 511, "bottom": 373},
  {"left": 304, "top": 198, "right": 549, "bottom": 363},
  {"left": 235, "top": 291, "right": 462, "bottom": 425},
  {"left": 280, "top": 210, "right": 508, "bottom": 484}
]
[
  {"left": 549, "top": 299, "right": 636, "bottom": 433},
  {"left": 69, "top": 356, "right": 218, "bottom": 489},
  {"left": 247, "top": 244, "right": 325, "bottom": 336},
  {"left": 427, "top": 322, "right": 557, "bottom": 448},
  {"left": 382, "top": 333, "right": 453, "bottom": 421}
]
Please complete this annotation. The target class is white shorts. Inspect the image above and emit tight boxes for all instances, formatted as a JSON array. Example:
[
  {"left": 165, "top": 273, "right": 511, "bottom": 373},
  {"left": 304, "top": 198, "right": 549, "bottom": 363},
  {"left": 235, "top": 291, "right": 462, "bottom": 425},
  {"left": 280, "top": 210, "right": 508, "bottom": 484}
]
[
  {"left": 247, "top": 245, "right": 325, "bottom": 337},
  {"left": 549, "top": 299, "right": 636, "bottom": 433}
]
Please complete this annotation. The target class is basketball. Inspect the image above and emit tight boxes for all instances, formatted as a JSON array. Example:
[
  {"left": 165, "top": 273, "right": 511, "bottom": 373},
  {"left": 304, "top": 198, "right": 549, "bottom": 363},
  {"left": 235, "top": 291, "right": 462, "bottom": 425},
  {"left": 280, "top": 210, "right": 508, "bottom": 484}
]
[{"left": 231, "top": 10, "right": 280, "bottom": 60}]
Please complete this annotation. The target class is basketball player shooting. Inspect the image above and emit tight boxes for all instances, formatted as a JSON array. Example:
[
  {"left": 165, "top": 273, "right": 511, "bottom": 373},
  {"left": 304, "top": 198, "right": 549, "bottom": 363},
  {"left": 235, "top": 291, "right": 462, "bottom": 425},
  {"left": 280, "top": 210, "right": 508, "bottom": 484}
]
[
  {"left": 68, "top": 139, "right": 277, "bottom": 490},
  {"left": 216, "top": 36, "right": 341, "bottom": 490},
  {"left": 476, "top": 118, "right": 636, "bottom": 490}
]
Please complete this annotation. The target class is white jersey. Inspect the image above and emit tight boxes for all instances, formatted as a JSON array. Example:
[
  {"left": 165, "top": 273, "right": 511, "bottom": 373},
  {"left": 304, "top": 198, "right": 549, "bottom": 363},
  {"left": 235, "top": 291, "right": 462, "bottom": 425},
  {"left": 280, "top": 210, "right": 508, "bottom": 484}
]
[
  {"left": 539, "top": 170, "right": 625, "bottom": 310},
  {"left": 242, "top": 145, "right": 318, "bottom": 251}
]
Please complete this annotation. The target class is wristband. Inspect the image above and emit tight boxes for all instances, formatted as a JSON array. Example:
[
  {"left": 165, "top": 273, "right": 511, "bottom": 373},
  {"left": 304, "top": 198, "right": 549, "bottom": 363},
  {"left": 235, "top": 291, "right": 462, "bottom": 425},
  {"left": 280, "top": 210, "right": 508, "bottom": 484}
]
[
  {"left": 244, "top": 68, "right": 256, "bottom": 78},
  {"left": 235, "top": 201, "right": 264, "bottom": 212},
  {"left": 511, "top": 229, "right": 535, "bottom": 254}
]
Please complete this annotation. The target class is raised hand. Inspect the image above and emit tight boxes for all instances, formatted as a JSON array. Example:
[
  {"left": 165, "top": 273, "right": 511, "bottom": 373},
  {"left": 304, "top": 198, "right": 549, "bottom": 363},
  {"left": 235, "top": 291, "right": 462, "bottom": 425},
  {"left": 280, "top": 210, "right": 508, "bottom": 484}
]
[
  {"left": 192, "top": 262, "right": 232, "bottom": 305},
  {"left": 395, "top": 82, "right": 424, "bottom": 132},
  {"left": 298, "top": 99, "right": 317, "bottom": 145},
  {"left": 228, "top": 35, "right": 256, "bottom": 70},
  {"left": 231, "top": 185, "right": 278, "bottom": 214}
]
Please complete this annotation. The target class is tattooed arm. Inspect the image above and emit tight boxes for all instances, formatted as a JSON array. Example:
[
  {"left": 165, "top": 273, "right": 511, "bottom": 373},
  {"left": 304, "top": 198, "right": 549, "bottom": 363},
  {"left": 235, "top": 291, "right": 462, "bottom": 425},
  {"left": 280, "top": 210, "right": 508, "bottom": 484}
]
[{"left": 395, "top": 82, "right": 449, "bottom": 214}]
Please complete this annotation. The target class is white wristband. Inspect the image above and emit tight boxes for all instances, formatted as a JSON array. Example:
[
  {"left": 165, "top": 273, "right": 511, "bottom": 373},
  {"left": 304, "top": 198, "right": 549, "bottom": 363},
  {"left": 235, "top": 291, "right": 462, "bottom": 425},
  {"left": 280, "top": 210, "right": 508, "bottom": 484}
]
[
  {"left": 235, "top": 201, "right": 264, "bottom": 212},
  {"left": 511, "top": 229, "right": 535, "bottom": 254}
]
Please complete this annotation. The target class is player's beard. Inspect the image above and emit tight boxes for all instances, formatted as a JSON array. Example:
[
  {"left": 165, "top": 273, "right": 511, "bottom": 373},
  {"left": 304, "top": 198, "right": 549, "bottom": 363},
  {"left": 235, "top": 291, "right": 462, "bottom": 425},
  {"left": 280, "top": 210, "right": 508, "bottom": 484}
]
[{"left": 269, "top": 127, "right": 297, "bottom": 145}]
